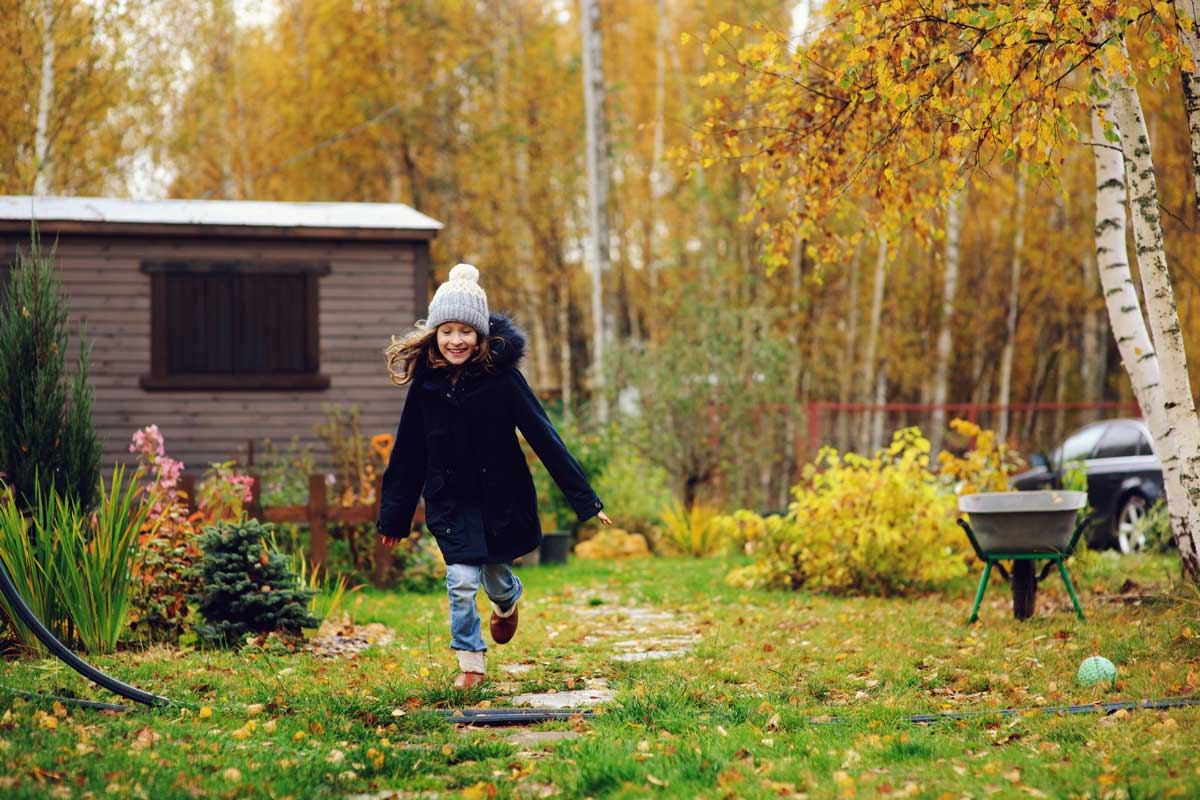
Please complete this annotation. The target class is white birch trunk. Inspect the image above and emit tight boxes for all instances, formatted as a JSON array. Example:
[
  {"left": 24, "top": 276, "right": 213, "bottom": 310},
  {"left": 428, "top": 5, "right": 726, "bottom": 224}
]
[
  {"left": 1110, "top": 67, "right": 1200, "bottom": 575},
  {"left": 871, "top": 362, "right": 888, "bottom": 452},
  {"left": 837, "top": 242, "right": 861, "bottom": 450},
  {"left": 929, "top": 185, "right": 965, "bottom": 456},
  {"left": 860, "top": 235, "right": 887, "bottom": 449},
  {"left": 648, "top": 0, "right": 667, "bottom": 295},
  {"left": 1079, "top": 251, "right": 1104, "bottom": 423},
  {"left": 997, "top": 168, "right": 1027, "bottom": 443},
  {"left": 33, "top": 0, "right": 55, "bottom": 195},
  {"left": 1093, "top": 82, "right": 1200, "bottom": 576},
  {"left": 1174, "top": 1, "right": 1200, "bottom": 212},
  {"left": 580, "top": 0, "right": 612, "bottom": 423}
]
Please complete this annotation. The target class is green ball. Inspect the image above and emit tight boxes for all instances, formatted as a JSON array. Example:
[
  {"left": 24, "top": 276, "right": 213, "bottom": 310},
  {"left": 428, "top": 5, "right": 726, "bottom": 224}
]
[{"left": 1077, "top": 656, "right": 1117, "bottom": 687}]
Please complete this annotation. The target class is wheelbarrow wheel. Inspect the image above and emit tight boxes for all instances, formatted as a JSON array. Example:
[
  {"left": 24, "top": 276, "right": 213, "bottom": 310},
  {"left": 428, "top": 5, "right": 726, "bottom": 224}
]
[{"left": 1011, "top": 561, "right": 1036, "bottom": 620}]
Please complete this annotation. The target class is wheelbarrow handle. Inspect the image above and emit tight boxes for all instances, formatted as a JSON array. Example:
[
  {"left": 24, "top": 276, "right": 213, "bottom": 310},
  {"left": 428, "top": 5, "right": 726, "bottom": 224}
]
[{"left": 956, "top": 518, "right": 987, "bottom": 561}]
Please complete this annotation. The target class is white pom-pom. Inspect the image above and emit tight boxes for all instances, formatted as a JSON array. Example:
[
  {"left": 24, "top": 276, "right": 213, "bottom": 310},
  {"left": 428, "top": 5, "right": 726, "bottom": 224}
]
[{"left": 449, "top": 263, "right": 479, "bottom": 282}]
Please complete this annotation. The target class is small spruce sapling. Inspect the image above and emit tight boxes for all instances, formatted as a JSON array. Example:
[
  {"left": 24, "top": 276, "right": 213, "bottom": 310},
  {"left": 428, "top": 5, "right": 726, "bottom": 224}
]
[{"left": 190, "top": 517, "right": 320, "bottom": 648}]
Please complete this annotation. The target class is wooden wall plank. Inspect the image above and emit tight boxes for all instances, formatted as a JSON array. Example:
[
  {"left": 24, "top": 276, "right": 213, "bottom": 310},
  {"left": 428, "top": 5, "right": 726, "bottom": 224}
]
[{"left": 16, "top": 232, "right": 423, "bottom": 472}]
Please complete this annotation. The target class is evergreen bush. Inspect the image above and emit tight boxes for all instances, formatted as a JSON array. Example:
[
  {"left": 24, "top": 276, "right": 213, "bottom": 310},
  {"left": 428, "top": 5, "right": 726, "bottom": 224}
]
[
  {"left": 0, "top": 226, "right": 102, "bottom": 510},
  {"left": 190, "top": 517, "right": 319, "bottom": 648}
]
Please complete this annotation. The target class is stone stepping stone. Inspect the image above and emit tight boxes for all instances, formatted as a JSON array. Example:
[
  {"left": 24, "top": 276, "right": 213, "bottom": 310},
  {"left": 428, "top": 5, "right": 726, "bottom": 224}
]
[
  {"left": 501, "top": 663, "right": 535, "bottom": 675},
  {"left": 510, "top": 688, "right": 615, "bottom": 708},
  {"left": 611, "top": 635, "right": 698, "bottom": 649},
  {"left": 611, "top": 649, "right": 691, "bottom": 662},
  {"left": 504, "top": 730, "right": 581, "bottom": 747}
]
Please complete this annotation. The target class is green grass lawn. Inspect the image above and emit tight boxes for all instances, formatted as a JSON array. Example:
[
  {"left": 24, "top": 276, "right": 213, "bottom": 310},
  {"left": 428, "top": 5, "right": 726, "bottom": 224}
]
[{"left": 2, "top": 549, "right": 1198, "bottom": 798}]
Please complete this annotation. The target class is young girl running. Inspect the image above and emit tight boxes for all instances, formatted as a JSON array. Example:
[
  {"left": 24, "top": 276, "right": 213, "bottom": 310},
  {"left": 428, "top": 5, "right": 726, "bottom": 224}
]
[{"left": 377, "top": 263, "right": 612, "bottom": 689}]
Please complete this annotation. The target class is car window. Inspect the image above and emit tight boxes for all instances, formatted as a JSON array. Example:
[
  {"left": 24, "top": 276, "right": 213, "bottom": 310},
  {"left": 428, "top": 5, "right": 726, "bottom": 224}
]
[
  {"left": 1093, "top": 423, "right": 1143, "bottom": 459},
  {"left": 1137, "top": 429, "right": 1154, "bottom": 456},
  {"left": 1055, "top": 424, "right": 1106, "bottom": 464}
]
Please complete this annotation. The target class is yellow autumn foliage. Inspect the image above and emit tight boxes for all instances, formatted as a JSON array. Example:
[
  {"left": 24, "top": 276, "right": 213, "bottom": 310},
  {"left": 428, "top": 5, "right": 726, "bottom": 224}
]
[
  {"left": 936, "top": 418, "right": 1021, "bottom": 495},
  {"left": 658, "top": 502, "right": 731, "bottom": 558},
  {"left": 574, "top": 528, "right": 651, "bottom": 561},
  {"left": 725, "top": 427, "right": 970, "bottom": 596}
]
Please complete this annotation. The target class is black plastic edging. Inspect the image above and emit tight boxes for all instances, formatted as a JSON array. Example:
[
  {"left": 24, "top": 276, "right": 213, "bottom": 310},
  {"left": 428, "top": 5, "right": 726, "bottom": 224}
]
[
  {"left": 0, "top": 555, "right": 176, "bottom": 710},
  {"left": 438, "top": 708, "right": 596, "bottom": 725},
  {"left": 439, "top": 697, "right": 1200, "bottom": 728}
]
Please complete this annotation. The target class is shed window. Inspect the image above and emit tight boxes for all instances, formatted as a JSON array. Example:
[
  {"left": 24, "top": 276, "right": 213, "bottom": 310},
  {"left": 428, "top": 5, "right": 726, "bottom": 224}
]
[{"left": 139, "top": 261, "right": 330, "bottom": 391}]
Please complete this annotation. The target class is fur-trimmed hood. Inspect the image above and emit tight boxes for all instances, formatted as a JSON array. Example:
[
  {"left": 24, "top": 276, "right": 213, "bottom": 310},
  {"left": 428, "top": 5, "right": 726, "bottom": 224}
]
[{"left": 484, "top": 312, "right": 526, "bottom": 371}]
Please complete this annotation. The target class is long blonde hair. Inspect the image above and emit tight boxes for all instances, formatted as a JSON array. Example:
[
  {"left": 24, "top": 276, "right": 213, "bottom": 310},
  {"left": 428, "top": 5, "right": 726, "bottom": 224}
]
[{"left": 385, "top": 322, "right": 495, "bottom": 386}]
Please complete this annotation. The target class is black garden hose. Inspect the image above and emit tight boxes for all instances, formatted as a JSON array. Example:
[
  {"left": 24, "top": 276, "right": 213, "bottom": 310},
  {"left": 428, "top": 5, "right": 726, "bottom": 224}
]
[{"left": 0, "top": 554, "right": 177, "bottom": 710}]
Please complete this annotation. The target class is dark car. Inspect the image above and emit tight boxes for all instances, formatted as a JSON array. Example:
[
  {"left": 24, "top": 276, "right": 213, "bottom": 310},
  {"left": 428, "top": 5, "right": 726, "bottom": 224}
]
[{"left": 1010, "top": 418, "right": 1163, "bottom": 553}]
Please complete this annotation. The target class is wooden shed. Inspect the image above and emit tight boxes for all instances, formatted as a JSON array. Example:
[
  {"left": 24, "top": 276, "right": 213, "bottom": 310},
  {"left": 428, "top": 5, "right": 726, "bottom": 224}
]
[{"left": 0, "top": 195, "right": 440, "bottom": 472}]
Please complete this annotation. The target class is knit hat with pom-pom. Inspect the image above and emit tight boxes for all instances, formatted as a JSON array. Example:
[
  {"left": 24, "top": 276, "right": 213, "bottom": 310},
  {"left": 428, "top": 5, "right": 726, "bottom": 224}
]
[{"left": 425, "top": 263, "right": 490, "bottom": 335}]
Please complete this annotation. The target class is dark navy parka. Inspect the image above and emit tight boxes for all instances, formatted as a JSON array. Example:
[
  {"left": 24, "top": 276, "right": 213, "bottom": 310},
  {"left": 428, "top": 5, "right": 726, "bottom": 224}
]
[{"left": 375, "top": 313, "right": 604, "bottom": 564}]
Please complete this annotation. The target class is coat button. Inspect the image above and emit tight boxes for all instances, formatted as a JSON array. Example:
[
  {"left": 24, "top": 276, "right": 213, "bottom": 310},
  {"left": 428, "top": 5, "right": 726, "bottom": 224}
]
[
  {"left": 481, "top": 467, "right": 487, "bottom": 473},
  {"left": 445, "top": 528, "right": 451, "bottom": 535}
]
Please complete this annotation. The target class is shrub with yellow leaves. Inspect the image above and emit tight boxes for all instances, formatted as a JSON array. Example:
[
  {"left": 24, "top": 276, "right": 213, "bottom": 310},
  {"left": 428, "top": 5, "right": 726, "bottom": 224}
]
[
  {"left": 574, "top": 527, "right": 652, "bottom": 560},
  {"left": 724, "top": 427, "right": 970, "bottom": 596},
  {"left": 936, "top": 418, "right": 1022, "bottom": 495}
]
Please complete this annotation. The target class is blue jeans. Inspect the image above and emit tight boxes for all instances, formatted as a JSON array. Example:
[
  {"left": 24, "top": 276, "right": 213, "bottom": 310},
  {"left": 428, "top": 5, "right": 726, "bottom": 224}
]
[{"left": 445, "top": 563, "right": 523, "bottom": 652}]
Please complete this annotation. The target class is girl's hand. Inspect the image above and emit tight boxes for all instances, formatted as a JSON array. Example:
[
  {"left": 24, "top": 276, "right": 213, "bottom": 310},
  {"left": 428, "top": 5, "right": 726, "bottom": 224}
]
[{"left": 597, "top": 511, "right": 613, "bottom": 525}]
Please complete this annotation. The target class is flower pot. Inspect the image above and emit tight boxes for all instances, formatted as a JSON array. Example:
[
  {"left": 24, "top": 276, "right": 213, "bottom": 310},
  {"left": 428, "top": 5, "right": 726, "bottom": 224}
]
[{"left": 539, "top": 531, "right": 571, "bottom": 565}]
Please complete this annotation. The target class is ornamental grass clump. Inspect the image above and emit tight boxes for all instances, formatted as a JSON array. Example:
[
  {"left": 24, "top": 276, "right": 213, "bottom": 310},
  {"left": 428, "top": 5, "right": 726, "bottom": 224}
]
[
  {"left": 659, "top": 502, "right": 731, "bottom": 557},
  {"left": 726, "top": 427, "right": 970, "bottom": 596},
  {"left": 0, "top": 467, "right": 156, "bottom": 654}
]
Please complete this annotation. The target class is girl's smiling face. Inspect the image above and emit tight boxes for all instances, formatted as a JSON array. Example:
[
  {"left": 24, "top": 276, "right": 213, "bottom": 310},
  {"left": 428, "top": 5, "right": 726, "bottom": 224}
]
[{"left": 436, "top": 322, "right": 479, "bottom": 366}]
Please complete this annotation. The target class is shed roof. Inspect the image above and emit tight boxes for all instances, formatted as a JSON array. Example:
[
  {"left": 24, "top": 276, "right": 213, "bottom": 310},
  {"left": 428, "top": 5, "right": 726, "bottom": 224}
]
[{"left": 0, "top": 195, "right": 443, "bottom": 240}]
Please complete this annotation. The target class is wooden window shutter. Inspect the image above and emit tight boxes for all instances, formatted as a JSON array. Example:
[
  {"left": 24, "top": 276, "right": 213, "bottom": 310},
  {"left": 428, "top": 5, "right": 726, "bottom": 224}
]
[{"left": 141, "top": 261, "right": 329, "bottom": 391}]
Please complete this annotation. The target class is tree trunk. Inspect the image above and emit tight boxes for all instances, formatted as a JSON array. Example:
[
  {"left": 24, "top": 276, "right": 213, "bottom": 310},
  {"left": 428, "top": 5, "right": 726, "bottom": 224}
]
[
  {"left": 1175, "top": 0, "right": 1200, "bottom": 213},
  {"left": 1092, "top": 76, "right": 1200, "bottom": 578},
  {"left": 997, "top": 167, "right": 1026, "bottom": 443},
  {"left": 580, "top": 0, "right": 612, "bottom": 423},
  {"left": 860, "top": 235, "right": 887, "bottom": 450},
  {"left": 1079, "top": 250, "right": 1105, "bottom": 423},
  {"left": 837, "top": 241, "right": 861, "bottom": 451},
  {"left": 558, "top": 278, "right": 573, "bottom": 427},
  {"left": 930, "top": 185, "right": 965, "bottom": 456},
  {"left": 33, "top": 0, "right": 55, "bottom": 195},
  {"left": 648, "top": 0, "right": 667, "bottom": 296},
  {"left": 1110, "top": 67, "right": 1200, "bottom": 577},
  {"left": 871, "top": 361, "right": 888, "bottom": 452}
]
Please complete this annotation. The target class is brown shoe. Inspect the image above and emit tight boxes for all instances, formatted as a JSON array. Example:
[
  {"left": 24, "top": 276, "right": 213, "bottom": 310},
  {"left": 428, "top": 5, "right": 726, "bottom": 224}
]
[
  {"left": 453, "top": 671, "right": 487, "bottom": 690},
  {"left": 490, "top": 601, "right": 519, "bottom": 644}
]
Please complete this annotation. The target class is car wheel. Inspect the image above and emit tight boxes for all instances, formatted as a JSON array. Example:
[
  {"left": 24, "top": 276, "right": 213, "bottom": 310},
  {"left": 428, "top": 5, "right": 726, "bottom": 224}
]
[{"left": 1115, "top": 494, "right": 1148, "bottom": 554}]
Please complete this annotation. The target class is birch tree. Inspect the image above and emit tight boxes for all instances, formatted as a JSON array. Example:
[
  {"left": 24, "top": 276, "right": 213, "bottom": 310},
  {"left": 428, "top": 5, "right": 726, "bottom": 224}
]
[
  {"left": 581, "top": 0, "right": 612, "bottom": 423},
  {"left": 1174, "top": 0, "right": 1200, "bottom": 210},
  {"left": 996, "top": 167, "right": 1027, "bottom": 443},
  {"left": 929, "top": 186, "right": 964, "bottom": 458},
  {"left": 33, "top": 0, "right": 55, "bottom": 194},
  {"left": 1108, "top": 64, "right": 1200, "bottom": 572},
  {"left": 860, "top": 234, "right": 888, "bottom": 450}
]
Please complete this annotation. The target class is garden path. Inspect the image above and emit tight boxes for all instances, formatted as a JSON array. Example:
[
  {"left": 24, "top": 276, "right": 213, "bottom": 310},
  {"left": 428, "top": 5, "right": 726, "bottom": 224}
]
[{"left": 504, "top": 588, "right": 701, "bottom": 710}]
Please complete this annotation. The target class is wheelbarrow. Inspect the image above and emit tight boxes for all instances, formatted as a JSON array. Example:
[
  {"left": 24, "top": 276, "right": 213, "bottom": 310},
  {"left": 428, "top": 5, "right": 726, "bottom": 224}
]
[{"left": 957, "top": 491, "right": 1087, "bottom": 623}]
